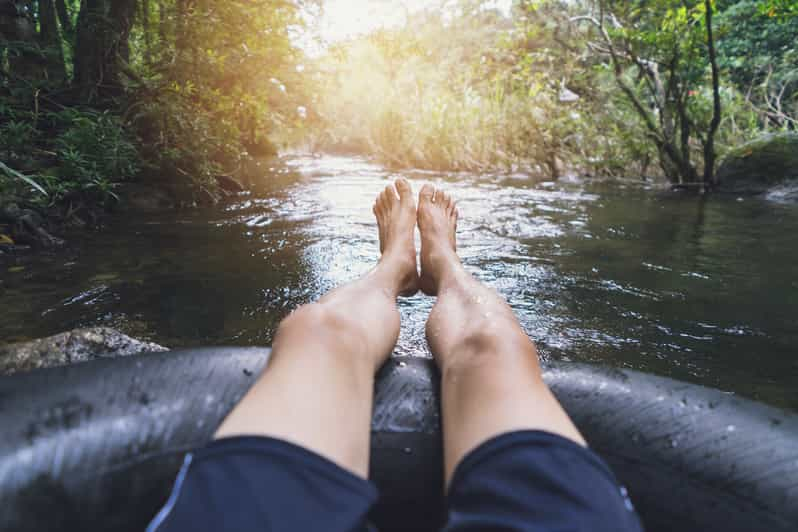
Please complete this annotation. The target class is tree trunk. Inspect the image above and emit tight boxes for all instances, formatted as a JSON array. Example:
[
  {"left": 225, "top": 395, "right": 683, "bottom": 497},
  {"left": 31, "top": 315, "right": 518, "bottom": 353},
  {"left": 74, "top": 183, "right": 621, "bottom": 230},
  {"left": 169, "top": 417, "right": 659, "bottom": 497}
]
[
  {"left": 55, "top": 0, "right": 74, "bottom": 40},
  {"left": 39, "top": 0, "right": 67, "bottom": 82},
  {"left": 157, "top": 0, "right": 167, "bottom": 45},
  {"left": 175, "top": 0, "right": 187, "bottom": 56},
  {"left": 74, "top": 0, "right": 105, "bottom": 100},
  {"left": 110, "top": 0, "right": 137, "bottom": 66},
  {"left": 73, "top": 0, "right": 137, "bottom": 102},
  {"left": 0, "top": 0, "right": 44, "bottom": 79},
  {"left": 140, "top": 0, "right": 151, "bottom": 64},
  {"left": 703, "top": 0, "right": 722, "bottom": 187}
]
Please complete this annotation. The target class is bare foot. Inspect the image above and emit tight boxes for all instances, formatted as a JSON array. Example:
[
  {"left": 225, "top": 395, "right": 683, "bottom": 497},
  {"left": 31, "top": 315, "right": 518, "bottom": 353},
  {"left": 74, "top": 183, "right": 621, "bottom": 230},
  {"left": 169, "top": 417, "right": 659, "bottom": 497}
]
[
  {"left": 373, "top": 178, "right": 420, "bottom": 296},
  {"left": 417, "top": 184, "right": 460, "bottom": 296}
]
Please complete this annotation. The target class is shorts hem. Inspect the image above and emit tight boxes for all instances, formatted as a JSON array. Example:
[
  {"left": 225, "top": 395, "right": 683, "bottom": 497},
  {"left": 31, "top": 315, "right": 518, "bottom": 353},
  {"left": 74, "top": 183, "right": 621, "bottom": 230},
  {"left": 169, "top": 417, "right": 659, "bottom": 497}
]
[
  {"left": 197, "top": 435, "right": 378, "bottom": 499},
  {"left": 449, "top": 430, "right": 620, "bottom": 491}
]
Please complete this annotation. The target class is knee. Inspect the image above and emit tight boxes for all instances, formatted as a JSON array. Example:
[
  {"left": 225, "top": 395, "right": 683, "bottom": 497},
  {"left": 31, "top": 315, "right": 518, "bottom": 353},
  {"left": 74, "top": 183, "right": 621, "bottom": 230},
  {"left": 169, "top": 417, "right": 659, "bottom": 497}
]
[
  {"left": 279, "top": 303, "right": 346, "bottom": 335},
  {"left": 444, "top": 319, "right": 538, "bottom": 376},
  {"left": 276, "top": 302, "right": 367, "bottom": 351}
]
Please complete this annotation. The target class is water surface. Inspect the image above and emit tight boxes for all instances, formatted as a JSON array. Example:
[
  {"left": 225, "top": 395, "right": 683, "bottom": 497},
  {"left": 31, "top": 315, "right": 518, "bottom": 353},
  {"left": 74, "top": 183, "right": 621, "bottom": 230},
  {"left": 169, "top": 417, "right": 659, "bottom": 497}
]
[{"left": 2, "top": 156, "right": 797, "bottom": 409}]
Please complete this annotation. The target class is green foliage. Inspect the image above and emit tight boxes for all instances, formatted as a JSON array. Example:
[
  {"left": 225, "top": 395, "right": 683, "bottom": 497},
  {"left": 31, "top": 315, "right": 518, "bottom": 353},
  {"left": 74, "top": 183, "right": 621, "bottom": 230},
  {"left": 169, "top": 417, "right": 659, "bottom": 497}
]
[
  {"left": 309, "top": 6, "right": 575, "bottom": 175},
  {"left": 131, "top": 84, "right": 237, "bottom": 186},
  {"left": 124, "top": 0, "right": 307, "bottom": 191},
  {"left": 53, "top": 109, "right": 138, "bottom": 181},
  {"left": 1, "top": 0, "right": 307, "bottom": 218},
  {"left": 0, "top": 120, "right": 39, "bottom": 160},
  {"left": 0, "top": 99, "right": 136, "bottom": 207},
  {"left": 717, "top": 0, "right": 798, "bottom": 126},
  {"left": 308, "top": 0, "right": 786, "bottom": 181},
  {"left": 759, "top": 0, "right": 798, "bottom": 19},
  {"left": 0, "top": 103, "right": 138, "bottom": 207},
  {"left": 0, "top": 161, "right": 48, "bottom": 196},
  {"left": 38, "top": 109, "right": 138, "bottom": 205}
]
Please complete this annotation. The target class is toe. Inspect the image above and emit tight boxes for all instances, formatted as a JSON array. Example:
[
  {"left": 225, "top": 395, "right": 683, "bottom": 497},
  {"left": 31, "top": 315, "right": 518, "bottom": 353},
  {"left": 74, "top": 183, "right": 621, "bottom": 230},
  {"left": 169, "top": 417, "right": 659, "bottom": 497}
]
[
  {"left": 419, "top": 184, "right": 434, "bottom": 204},
  {"left": 395, "top": 178, "right": 413, "bottom": 202},
  {"left": 376, "top": 192, "right": 386, "bottom": 215},
  {"left": 384, "top": 185, "right": 397, "bottom": 208},
  {"left": 379, "top": 188, "right": 389, "bottom": 211},
  {"left": 438, "top": 191, "right": 449, "bottom": 206}
]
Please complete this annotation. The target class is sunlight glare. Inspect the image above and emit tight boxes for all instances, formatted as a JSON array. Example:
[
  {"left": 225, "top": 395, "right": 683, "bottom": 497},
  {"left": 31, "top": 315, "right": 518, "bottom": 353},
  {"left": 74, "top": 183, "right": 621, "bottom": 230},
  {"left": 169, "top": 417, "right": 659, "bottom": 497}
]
[{"left": 319, "top": 0, "right": 512, "bottom": 42}]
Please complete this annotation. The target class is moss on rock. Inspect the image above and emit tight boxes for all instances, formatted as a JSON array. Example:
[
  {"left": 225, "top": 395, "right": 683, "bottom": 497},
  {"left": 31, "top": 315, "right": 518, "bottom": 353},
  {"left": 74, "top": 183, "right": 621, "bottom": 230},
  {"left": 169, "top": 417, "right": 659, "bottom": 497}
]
[{"left": 716, "top": 133, "right": 798, "bottom": 193}]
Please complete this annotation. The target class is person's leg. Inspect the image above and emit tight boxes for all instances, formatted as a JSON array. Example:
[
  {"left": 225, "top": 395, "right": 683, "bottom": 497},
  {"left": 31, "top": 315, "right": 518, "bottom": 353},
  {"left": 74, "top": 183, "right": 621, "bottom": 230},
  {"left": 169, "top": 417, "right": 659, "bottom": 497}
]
[
  {"left": 417, "top": 184, "right": 585, "bottom": 485},
  {"left": 215, "top": 178, "right": 419, "bottom": 478}
]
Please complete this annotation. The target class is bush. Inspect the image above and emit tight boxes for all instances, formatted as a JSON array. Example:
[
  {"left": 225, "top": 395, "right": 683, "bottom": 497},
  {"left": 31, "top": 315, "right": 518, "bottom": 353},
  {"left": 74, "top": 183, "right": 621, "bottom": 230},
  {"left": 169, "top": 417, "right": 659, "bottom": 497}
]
[
  {"left": 130, "top": 84, "right": 243, "bottom": 190},
  {"left": 0, "top": 121, "right": 39, "bottom": 162},
  {"left": 1, "top": 105, "right": 138, "bottom": 209},
  {"left": 42, "top": 109, "right": 139, "bottom": 206}
]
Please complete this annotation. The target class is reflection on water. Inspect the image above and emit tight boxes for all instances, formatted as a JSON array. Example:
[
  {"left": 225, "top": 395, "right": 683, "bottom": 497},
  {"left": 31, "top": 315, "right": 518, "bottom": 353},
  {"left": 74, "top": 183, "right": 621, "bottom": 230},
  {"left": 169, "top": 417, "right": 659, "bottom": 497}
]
[{"left": 2, "top": 156, "right": 797, "bottom": 409}]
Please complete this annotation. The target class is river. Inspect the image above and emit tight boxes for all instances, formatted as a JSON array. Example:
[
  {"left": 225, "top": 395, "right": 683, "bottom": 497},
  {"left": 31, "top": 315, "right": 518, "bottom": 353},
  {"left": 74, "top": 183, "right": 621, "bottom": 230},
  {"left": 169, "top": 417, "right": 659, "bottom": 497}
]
[{"left": 2, "top": 156, "right": 797, "bottom": 410}]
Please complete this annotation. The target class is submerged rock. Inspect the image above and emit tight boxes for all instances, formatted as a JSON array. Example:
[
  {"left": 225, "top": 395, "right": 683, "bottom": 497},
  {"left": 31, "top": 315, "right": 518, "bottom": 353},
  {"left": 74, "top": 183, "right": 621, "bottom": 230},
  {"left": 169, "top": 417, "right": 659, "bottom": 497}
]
[
  {"left": 0, "top": 327, "right": 168, "bottom": 376},
  {"left": 716, "top": 133, "right": 798, "bottom": 194},
  {"left": 0, "top": 202, "right": 64, "bottom": 248}
]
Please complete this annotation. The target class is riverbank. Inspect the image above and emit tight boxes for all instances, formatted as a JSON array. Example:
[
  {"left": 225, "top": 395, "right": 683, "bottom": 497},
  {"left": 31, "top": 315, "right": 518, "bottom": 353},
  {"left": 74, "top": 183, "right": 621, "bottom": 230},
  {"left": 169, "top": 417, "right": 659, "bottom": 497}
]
[{"left": 0, "top": 154, "right": 284, "bottom": 258}]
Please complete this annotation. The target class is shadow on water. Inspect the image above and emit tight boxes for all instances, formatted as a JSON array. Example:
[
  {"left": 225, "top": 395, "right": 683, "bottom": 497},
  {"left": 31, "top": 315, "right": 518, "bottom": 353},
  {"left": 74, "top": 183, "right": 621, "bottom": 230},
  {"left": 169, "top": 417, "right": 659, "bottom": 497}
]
[{"left": 1, "top": 156, "right": 797, "bottom": 410}]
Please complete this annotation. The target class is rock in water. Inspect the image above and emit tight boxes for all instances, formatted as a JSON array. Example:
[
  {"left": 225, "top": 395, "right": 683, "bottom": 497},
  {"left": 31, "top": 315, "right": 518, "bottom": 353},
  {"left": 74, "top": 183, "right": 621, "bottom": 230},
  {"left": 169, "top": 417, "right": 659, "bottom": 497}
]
[
  {"left": 716, "top": 132, "right": 798, "bottom": 194},
  {"left": 0, "top": 328, "right": 168, "bottom": 375}
]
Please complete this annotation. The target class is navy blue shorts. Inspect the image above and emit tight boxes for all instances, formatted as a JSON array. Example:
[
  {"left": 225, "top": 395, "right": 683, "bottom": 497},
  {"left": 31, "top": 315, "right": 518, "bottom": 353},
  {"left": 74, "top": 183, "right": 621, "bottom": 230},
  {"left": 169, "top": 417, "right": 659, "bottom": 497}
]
[{"left": 148, "top": 431, "right": 643, "bottom": 532}]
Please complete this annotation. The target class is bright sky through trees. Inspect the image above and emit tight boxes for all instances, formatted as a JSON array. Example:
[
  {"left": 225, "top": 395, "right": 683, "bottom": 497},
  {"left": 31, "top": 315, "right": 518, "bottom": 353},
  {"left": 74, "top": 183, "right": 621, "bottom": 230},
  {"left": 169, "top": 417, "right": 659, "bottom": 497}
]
[{"left": 319, "top": 0, "right": 513, "bottom": 41}]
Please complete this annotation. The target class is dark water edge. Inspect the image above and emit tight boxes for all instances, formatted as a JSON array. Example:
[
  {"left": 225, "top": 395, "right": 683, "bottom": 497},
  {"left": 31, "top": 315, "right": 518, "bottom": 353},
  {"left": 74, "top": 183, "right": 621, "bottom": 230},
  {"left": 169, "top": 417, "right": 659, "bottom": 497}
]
[{"left": 2, "top": 156, "right": 797, "bottom": 410}]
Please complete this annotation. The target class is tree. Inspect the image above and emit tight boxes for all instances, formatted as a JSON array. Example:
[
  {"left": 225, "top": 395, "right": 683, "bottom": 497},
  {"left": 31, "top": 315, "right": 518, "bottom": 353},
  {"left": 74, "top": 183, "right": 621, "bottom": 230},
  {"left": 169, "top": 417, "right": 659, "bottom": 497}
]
[
  {"left": 73, "top": 0, "right": 138, "bottom": 102},
  {"left": 760, "top": 0, "right": 798, "bottom": 18},
  {"left": 54, "top": 0, "right": 74, "bottom": 41},
  {"left": 38, "top": 0, "right": 66, "bottom": 82},
  {"left": 0, "top": 0, "right": 44, "bottom": 79},
  {"left": 571, "top": 0, "right": 722, "bottom": 186},
  {"left": 703, "top": 0, "right": 721, "bottom": 185},
  {"left": 716, "top": 0, "right": 798, "bottom": 129}
]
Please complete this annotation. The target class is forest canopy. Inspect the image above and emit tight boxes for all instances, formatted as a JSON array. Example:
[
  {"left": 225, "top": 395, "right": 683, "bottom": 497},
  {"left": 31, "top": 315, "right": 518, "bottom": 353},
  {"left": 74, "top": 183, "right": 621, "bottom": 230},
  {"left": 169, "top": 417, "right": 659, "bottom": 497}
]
[{"left": 1, "top": 0, "right": 797, "bottom": 235}]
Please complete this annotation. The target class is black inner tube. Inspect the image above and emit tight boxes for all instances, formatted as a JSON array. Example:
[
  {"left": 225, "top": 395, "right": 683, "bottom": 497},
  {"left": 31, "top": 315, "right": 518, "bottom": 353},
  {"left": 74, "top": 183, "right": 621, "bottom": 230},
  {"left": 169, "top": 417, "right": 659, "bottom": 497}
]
[{"left": 0, "top": 348, "right": 796, "bottom": 531}]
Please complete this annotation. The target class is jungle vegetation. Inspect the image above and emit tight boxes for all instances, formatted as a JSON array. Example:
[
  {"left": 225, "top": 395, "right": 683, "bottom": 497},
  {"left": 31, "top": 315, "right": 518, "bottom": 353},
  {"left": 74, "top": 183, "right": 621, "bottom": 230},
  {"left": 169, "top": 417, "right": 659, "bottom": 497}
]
[
  {"left": 310, "top": 0, "right": 797, "bottom": 182},
  {"left": 1, "top": 0, "right": 308, "bottom": 221},
  {"left": 1, "top": 0, "right": 796, "bottom": 239}
]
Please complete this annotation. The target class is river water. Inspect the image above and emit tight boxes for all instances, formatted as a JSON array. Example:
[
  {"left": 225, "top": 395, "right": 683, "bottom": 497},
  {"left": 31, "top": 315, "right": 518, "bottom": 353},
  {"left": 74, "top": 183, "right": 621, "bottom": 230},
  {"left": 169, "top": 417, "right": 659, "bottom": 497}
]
[{"left": 2, "top": 156, "right": 797, "bottom": 409}]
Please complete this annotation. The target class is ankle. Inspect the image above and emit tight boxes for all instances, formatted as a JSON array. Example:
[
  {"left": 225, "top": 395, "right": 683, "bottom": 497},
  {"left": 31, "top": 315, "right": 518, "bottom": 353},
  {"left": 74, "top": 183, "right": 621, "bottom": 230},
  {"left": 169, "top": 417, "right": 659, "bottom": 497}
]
[
  {"left": 382, "top": 246, "right": 415, "bottom": 268},
  {"left": 429, "top": 251, "right": 464, "bottom": 286},
  {"left": 373, "top": 257, "right": 418, "bottom": 295}
]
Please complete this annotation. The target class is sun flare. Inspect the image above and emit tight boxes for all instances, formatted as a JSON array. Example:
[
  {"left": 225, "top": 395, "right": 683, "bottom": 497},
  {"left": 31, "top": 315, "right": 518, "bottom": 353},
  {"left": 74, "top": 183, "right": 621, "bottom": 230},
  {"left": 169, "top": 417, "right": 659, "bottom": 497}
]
[{"left": 319, "top": 0, "right": 512, "bottom": 42}]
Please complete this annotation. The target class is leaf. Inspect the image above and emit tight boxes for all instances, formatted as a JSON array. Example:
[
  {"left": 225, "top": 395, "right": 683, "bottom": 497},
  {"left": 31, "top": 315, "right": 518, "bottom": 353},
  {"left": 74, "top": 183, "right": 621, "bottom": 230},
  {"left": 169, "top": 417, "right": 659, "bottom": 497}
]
[{"left": 0, "top": 162, "right": 48, "bottom": 195}]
